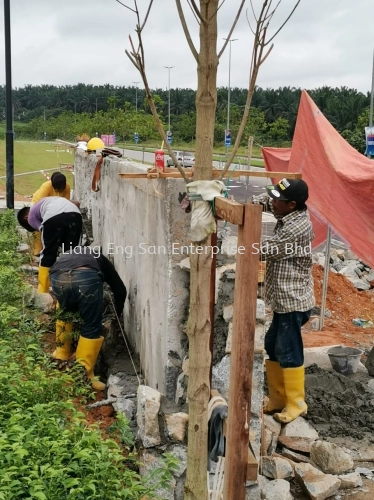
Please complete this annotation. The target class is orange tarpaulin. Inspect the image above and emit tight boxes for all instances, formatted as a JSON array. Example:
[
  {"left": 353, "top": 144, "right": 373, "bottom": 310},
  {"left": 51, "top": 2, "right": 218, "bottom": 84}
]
[{"left": 262, "top": 90, "right": 374, "bottom": 266}]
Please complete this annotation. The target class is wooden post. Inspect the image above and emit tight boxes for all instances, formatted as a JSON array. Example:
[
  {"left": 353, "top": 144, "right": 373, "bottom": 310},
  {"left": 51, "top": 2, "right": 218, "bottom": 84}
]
[{"left": 223, "top": 203, "right": 262, "bottom": 500}]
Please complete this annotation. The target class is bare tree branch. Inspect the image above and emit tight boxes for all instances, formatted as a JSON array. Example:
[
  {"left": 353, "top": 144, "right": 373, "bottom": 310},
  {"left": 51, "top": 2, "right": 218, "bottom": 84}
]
[
  {"left": 246, "top": 9, "right": 256, "bottom": 35},
  {"left": 218, "top": 0, "right": 246, "bottom": 59},
  {"left": 119, "top": 0, "right": 190, "bottom": 182},
  {"left": 140, "top": 0, "right": 154, "bottom": 31},
  {"left": 187, "top": 0, "right": 201, "bottom": 25},
  {"left": 265, "top": 0, "right": 301, "bottom": 45},
  {"left": 115, "top": 0, "right": 136, "bottom": 12},
  {"left": 188, "top": 0, "right": 206, "bottom": 23},
  {"left": 250, "top": 0, "right": 258, "bottom": 23},
  {"left": 175, "top": 0, "right": 199, "bottom": 62}
]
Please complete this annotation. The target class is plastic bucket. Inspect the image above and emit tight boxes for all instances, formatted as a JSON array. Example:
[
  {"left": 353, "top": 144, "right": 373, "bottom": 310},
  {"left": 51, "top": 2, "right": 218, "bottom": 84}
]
[{"left": 327, "top": 346, "right": 363, "bottom": 376}]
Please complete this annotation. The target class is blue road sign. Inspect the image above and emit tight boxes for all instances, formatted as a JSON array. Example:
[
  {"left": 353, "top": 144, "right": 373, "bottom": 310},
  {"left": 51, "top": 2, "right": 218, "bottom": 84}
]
[
  {"left": 225, "top": 129, "right": 231, "bottom": 147},
  {"left": 134, "top": 132, "right": 139, "bottom": 144},
  {"left": 167, "top": 130, "right": 172, "bottom": 145}
]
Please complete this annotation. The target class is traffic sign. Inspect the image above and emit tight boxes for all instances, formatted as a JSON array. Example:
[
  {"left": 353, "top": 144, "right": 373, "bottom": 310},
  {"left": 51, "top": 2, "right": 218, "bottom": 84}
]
[
  {"left": 225, "top": 129, "right": 231, "bottom": 147},
  {"left": 167, "top": 130, "right": 172, "bottom": 145},
  {"left": 134, "top": 132, "right": 139, "bottom": 144}
]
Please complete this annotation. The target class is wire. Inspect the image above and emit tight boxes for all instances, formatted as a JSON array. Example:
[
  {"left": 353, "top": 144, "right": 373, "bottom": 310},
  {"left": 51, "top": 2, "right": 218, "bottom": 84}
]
[{"left": 108, "top": 294, "right": 141, "bottom": 385}]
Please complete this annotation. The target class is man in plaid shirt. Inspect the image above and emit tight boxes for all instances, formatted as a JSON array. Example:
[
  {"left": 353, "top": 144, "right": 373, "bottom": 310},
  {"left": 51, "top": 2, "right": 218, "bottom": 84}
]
[{"left": 252, "top": 178, "right": 315, "bottom": 423}]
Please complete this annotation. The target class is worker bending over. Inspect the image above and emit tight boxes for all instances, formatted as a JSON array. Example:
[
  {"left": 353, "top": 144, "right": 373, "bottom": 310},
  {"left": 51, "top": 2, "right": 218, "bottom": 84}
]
[
  {"left": 31, "top": 173, "right": 72, "bottom": 256},
  {"left": 17, "top": 197, "right": 82, "bottom": 293},
  {"left": 49, "top": 245, "right": 127, "bottom": 390},
  {"left": 252, "top": 178, "right": 314, "bottom": 424}
]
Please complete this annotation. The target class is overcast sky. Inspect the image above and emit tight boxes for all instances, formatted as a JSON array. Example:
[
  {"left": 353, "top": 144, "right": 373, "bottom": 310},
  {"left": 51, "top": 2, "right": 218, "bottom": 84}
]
[{"left": 0, "top": 0, "right": 372, "bottom": 94}]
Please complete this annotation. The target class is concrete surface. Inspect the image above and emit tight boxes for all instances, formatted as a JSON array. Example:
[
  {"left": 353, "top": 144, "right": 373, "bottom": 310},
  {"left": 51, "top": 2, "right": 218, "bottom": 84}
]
[{"left": 74, "top": 151, "right": 190, "bottom": 399}]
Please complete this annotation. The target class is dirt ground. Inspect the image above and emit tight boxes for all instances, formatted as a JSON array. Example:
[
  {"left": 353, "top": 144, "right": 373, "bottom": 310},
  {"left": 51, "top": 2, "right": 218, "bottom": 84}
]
[
  {"left": 302, "top": 265, "right": 374, "bottom": 351},
  {"left": 0, "top": 184, "right": 31, "bottom": 202}
]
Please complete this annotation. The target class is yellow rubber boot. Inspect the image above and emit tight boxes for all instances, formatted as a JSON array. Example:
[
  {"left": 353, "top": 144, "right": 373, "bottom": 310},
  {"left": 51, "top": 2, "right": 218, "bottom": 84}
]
[
  {"left": 32, "top": 232, "right": 43, "bottom": 256},
  {"left": 274, "top": 366, "right": 307, "bottom": 423},
  {"left": 76, "top": 336, "right": 106, "bottom": 391},
  {"left": 264, "top": 360, "right": 286, "bottom": 413},
  {"left": 37, "top": 266, "right": 51, "bottom": 293},
  {"left": 52, "top": 320, "right": 73, "bottom": 361}
]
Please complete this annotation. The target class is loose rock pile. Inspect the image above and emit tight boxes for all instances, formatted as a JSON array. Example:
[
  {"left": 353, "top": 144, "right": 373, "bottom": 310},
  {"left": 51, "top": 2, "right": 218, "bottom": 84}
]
[
  {"left": 260, "top": 414, "right": 370, "bottom": 500},
  {"left": 313, "top": 241, "right": 374, "bottom": 291}
]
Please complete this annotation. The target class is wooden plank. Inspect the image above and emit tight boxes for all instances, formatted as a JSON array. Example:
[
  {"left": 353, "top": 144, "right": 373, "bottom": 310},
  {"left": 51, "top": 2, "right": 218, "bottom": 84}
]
[
  {"left": 213, "top": 197, "right": 244, "bottom": 225},
  {"left": 247, "top": 449, "right": 259, "bottom": 481},
  {"left": 223, "top": 204, "right": 262, "bottom": 500},
  {"left": 119, "top": 170, "right": 302, "bottom": 180}
]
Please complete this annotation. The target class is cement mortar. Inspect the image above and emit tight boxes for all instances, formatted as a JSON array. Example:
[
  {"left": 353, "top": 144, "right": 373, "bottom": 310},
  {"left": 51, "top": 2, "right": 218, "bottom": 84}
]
[{"left": 304, "top": 365, "right": 374, "bottom": 440}]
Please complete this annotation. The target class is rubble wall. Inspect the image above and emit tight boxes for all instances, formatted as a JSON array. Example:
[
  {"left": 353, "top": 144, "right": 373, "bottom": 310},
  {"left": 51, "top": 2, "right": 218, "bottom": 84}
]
[{"left": 74, "top": 151, "right": 190, "bottom": 399}]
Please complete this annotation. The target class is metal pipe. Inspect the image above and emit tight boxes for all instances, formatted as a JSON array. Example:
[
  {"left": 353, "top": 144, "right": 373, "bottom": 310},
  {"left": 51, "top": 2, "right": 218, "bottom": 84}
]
[
  {"left": 4, "top": 0, "right": 14, "bottom": 209},
  {"left": 320, "top": 226, "right": 332, "bottom": 329}
]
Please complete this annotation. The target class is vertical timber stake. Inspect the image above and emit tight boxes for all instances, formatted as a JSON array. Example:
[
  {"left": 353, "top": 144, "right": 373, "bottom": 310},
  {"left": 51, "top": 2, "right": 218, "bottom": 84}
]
[{"left": 223, "top": 203, "right": 262, "bottom": 500}]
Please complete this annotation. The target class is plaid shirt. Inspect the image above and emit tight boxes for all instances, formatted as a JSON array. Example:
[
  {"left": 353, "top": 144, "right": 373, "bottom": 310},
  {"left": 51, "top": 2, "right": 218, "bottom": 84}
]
[{"left": 252, "top": 193, "right": 315, "bottom": 313}]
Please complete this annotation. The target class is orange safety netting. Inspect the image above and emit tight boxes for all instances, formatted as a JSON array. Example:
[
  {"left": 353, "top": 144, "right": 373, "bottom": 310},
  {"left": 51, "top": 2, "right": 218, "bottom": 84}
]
[{"left": 262, "top": 90, "right": 374, "bottom": 267}]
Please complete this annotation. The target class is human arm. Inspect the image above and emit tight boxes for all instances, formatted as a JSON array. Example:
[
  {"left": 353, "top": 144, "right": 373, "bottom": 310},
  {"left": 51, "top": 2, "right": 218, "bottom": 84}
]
[
  {"left": 260, "top": 212, "right": 313, "bottom": 261},
  {"left": 99, "top": 255, "right": 127, "bottom": 316},
  {"left": 251, "top": 193, "right": 273, "bottom": 213}
]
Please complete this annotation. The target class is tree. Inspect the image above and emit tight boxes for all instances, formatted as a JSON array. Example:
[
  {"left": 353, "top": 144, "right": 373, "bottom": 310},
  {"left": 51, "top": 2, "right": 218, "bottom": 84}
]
[{"left": 118, "top": 1, "right": 301, "bottom": 498}]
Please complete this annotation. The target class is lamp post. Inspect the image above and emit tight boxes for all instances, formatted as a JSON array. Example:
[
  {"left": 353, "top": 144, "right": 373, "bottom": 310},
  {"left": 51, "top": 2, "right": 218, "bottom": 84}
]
[
  {"left": 164, "top": 66, "right": 174, "bottom": 142},
  {"left": 223, "top": 38, "right": 238, "bottom": 156},
  {"left": 4, "top": 0, "right": 14, "bottom": 209}
]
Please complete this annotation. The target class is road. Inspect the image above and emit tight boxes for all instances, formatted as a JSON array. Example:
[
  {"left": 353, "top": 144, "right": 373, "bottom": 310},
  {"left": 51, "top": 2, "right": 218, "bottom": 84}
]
[
  {"left": 120, "top": 148, "right": 275, "bottom": 237},
  {"left": 120, "top": 148, "right": 269, "bottom": 203}
]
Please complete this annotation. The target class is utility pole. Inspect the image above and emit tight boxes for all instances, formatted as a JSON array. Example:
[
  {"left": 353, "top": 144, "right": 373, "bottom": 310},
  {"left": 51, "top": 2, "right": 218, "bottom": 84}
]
[
  {"left": 96, "top": 97, "right": 98, "bottom": 114},
  {"left": 4, "top": 0, "right": 14, "bottom": 209},
  {"left": 223, "top": 38, "right": 238, "bottom": 157},
  {"left": 164, "top": 66, "right": 174, "bottom": 141}
]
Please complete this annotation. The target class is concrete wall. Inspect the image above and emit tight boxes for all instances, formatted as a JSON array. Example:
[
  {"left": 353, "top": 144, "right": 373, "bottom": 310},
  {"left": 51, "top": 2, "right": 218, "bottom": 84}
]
[{"left": 74, "top": 152, "right": 190, "bottom": 399}]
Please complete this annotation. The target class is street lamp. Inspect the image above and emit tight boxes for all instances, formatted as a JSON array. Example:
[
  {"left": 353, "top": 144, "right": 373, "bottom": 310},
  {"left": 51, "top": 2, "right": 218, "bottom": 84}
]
[
  {"left": 164, "top": 66, "right": 174, "bottom": 142},
  {"left": 223, "top": 38, "right": 238, "bottom": 155}
]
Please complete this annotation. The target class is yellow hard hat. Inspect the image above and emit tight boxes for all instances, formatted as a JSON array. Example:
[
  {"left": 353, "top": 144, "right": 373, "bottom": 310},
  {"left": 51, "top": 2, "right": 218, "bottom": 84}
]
[{"left": 86, "top": 137, "right": 105, "bottom": 153}]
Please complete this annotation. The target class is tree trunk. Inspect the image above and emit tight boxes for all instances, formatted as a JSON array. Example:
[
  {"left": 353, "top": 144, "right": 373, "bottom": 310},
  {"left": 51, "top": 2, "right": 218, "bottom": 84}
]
[{"left": 184, "top": 2, "right": 219, "bottom": 499}]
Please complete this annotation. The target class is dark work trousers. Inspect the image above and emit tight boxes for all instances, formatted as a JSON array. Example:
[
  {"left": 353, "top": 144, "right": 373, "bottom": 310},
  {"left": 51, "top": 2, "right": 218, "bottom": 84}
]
[
  {"left": 50, "top": 269, "right": 103, "bottom": 339},
  {"left": 40, "top": 212, "right": 82, "bottom": 268},
  {"left": 265, "top": 310, "right": 312, "bottom": 368}
]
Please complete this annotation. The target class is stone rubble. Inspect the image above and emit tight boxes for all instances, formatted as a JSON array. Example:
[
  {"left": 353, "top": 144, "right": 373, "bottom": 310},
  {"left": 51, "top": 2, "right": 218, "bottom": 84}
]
[
  {"left": 310, "top": 440, "right": 354, "bottom": 475},
  {"left": 313, "top": 246, "right": 374, "bottom": 291}
]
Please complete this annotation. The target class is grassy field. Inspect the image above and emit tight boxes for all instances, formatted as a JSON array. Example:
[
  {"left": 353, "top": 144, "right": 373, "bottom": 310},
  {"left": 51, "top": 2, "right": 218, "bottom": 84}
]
[{"left": 0, "top": 140, "right": 75, "bottom": 196}]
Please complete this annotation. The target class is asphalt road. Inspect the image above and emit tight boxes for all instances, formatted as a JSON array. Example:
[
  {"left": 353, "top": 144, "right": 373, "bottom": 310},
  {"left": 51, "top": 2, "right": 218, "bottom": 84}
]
[
  {"left": 121, "top": 148, "right": 275, "bottom": 237},
  {"left": 120, "top": 148, "right": 269, "bottom": 202}
]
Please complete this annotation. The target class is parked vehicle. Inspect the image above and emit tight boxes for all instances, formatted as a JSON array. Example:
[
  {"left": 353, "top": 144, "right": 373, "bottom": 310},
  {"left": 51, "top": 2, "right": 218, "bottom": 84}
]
[{"left": 166, "top": 151, "right": 195, "bottom": 168}]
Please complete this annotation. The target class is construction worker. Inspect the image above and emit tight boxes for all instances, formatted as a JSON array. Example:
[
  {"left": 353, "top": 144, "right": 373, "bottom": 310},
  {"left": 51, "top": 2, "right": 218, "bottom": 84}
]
[
  {"left": 17, "top": 197, "right": 82, "bottom": 293},
  {"left": 252, "top": 178, "right": 314, "bottom": 424},
  {"left": 49, "top": 245, "right": 127, "bottom": 390},
  {"left": 31, "top": 172, "right": 72, "bottom": 256}
]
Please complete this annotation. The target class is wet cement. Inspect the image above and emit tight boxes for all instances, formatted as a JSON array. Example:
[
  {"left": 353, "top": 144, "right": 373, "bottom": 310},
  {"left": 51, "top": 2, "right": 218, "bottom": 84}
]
[{"left": 305, "top": 365, "right": 374, "bottom": 440}]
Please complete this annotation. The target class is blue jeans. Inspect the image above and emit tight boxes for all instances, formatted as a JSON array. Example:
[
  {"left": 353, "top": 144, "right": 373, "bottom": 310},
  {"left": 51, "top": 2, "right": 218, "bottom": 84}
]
[
  {"left": 265, "top": 310, "right": 311, "bottom": 368},
  {"left": 50, "top": 269, "right": 103, "bottom": 339}
]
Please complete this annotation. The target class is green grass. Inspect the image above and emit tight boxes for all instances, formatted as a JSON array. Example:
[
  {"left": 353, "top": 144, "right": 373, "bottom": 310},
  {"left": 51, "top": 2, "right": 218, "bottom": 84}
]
[{"left": 0, "top": 140, "right": 75, "bottom": 196}]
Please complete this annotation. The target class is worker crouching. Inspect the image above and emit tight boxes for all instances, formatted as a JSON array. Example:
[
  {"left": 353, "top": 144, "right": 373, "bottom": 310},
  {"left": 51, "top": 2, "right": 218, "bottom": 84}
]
[{"left": 49, "top": 245, "right": 127, "bottom": 390}]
